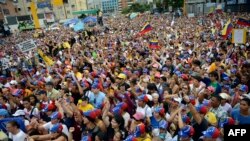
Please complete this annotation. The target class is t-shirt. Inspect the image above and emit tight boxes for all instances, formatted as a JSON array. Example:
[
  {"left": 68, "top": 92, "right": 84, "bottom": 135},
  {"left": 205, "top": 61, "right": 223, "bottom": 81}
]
[
  {"left": 192, "top": 118, "right": 208, "bottom": 141},
  {"left": 9, "top": 130, "right": 26, "bottom": 141},
  {"left": 136, "top": 134, "right": 152, "bottom": 141},
  {"left": 136, "top": 104, "right": 152, "bottom": 118},
  {"left": 42, "top": 122, "right": 69, "bottom": 136},
  {"left": 78, "top": 103, "right": 94, "bottom": 112},
  {"left": 231, "top": 109, "right": 250, "bottom": 124},
  {"left": 24, "top": 107, "right": 40, "bottom": 119}
]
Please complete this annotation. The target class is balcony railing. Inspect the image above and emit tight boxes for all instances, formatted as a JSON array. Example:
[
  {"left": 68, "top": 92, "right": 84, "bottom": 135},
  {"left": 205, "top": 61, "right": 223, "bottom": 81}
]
[{"left": 185, "top": 0, "right": 205, "bottom": 3}]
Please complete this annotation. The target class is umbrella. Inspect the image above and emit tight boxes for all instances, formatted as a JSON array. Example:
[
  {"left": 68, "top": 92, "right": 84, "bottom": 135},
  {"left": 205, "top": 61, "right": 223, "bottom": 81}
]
[
  {"left": 130, "top": 13, "right": 138, "bottom": 19},
  {"left": 82, "top": 16, "right": 97, "bottom": 23},
  {"left": 63, "top": 18, "right": 79, "bottom": 26},
  {"left": 73, "top": 21, "right": 84, "bottom": 32}
]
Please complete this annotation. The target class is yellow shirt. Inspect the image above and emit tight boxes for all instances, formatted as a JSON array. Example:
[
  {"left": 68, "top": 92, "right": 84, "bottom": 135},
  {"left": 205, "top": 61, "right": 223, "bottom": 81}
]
[
  {"left": 136, "top": 134, "right": 152, "bottom": 141},
  {"left": 78, "top": 103, "right": 94, "bottom": 112},
  {"left": 75, "top": 72, "right": 83, "bottom": 80}
]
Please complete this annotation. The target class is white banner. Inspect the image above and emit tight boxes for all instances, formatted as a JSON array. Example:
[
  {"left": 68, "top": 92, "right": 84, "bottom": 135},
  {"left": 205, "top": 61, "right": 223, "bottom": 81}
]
[
  {"left": 17, "top": 39, "right": 37, "bottom": 52},
  {"left": 232, "top": 29, "right": 247, "bottom": 44}
]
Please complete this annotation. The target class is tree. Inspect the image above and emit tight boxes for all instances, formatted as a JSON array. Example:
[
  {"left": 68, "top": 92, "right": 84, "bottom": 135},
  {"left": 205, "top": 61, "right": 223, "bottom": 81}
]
[
  {"left": 78, "top": 14, "right": 87, "bottom": 19},
  {"left": 121, "top": 3, "right": 151, "bottom": 14}
]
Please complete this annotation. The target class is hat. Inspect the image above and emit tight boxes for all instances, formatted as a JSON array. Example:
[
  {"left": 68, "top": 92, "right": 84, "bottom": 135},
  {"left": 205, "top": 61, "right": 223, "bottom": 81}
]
[
  {"left": 0, "top": 109, "right": 9, "bottom": 117},
  {"left": 43, "top": 104, "right": 56, "bottom": 112},
  {"left": 202, "top": 126, "right": 220, "bottom": 139},
  {"left": 12, "top": 110, "right": 25, "bottom": 117},
  {"left": 112, "top": 107, "right": 122, "bottom": 115},
  {"left": 159, "top": 120, "right": 168, "bottom": 129},
  {"left": 182, "top": 115, "right": 191, "bottom": 124},
  {"left": 178, "top": 125, "right": 195, "bottom": 138},
  {"left": 10, "top": 80, "right": 18, "bottom": 85},
  {"left": 239, "top": 85, "right": 248, "bottom": 92},
  {"left": 50, "top": 112, "right": 62, "bottom": 120},
  {"left": 205, "top": 112, "right": 217, "bottom": 125},
  {"left": 196, "top": 105, "right": 208, "bottom": 114},
  {"left": 50, "top": 123, "right": 63, "bottom": 133},
  {"left": 116, "top": 102, "right": 128, "bottom": 110},
  {"left": 138, "top": 94, "right": 149, "bottom": 102},
  {"left": 92, "top": 109, "right": 101, "bottom": 117},
  {"left": 81, "top": 135, "right": 92, "bottom": 141},
  {"left": 207, "top": 86, "right": 215, "bottom": 93},
  {"left": 117, "top": 73, "right": 127, "bottom": 79},
  {"left": 219, "top": 93, "right": 230, "bottom": 100},
  {"left": 173, "top": 97, "right": 182, "bottom": 104},
  {"left": 154, "top": 107, "right": 165, "bottom": 116},
  {"left": 124, "top": 135, "right": 137, "bottom": 141},
  {"left": 154, "top": 72, "right": 161, "bottom": 78},
  {"left": 133, "top": 112, "right": 145, "bottom": 120},
  {"left": 181, "top": 74, "right": 189, "bottom": 81},
  {"left": 202, "top": 100, "right": 211, "bottom": 107},
  {"left": 83, "top": 110, "right": 96, "bottom": 119},
  {"left": 219, "top": 117, "right": 235, "bottom": 128},
  {"left": 81, "top": 81, "right": 90, "bottom": 88},
  {"left": 134, "top": 123, "right": 146, "bottom": 137},
  {"left": 152, "top": 63, "right": 159, "bottom": 68},
  {"left": 91, "top": 83, "right": 99, "bottom": 89}
]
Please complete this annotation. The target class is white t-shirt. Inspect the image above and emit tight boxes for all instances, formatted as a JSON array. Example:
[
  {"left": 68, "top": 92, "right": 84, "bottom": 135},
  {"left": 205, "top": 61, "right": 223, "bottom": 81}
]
[
  {"left": 221, "top": 103, "right": 232, "bottom": 114},
  {"left": 9, "top": 130, "right": 26, "bottom": 141},
  {"left": 122, "top": 112, "right": 130, "bottom": 127},
  {"left": 24, "top": 107, "right": 40, "bottom": 119},
  {"left": 42, "top": 122, "right": 69, "bottom": 136},
  {"left": 136, "top": 104, "right": 152, "bottom": 118}
]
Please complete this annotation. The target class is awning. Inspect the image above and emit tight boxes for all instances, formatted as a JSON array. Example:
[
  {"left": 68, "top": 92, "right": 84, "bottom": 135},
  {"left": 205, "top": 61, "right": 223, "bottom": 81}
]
[{"left": 72, "top": 9, "right": 98, "bottom": 15}]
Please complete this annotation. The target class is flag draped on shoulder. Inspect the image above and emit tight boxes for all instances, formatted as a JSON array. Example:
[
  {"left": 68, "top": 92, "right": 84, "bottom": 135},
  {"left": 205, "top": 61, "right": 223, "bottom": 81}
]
[
  {"left": 37, "top": 49, "right": 54, "bottom": 66},
  {"left": 149, "top": 39, "right": 160, "bottom": 49},
  {"left": 139, "top": 22, "right": 152, "bottom": 35},
  {"left": 236, "top": 18, "right": 250, "bottom": 27},
  {"left": 221, "top": 20, "right": 233, "bottom": 39}
]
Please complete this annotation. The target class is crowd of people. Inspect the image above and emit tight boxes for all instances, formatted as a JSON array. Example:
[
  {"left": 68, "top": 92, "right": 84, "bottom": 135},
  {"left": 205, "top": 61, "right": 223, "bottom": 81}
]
[{"left": 0, "top": 11, "right": 250, "bottom": 141}]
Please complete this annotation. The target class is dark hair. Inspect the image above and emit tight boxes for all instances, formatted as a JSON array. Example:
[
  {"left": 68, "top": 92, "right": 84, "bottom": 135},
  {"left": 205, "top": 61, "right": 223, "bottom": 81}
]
[
  {"left": 23, "top": 97, "right": 30, "bottom": 103},
  {"left": 8, "top": 121, "right": 20, "bottom": 128},
  {"left": 29, "top": 95, "right": 39, "bottom": 106},
  {"left": 161, "top": 76, "right": 167, "bottom": 82},
  {"left": 242, "top": 98, "right": 250, "bottom": 106},
  {"left": 113, "top": 115, "right": 125, "bottom": 130},
  {"left": 96, "top": 131, "right": 107, "bottom": 141},
  {"left": 212, "top": 95, "right": 222, "bottom": 102},
  {"left": 209, "top": 71, "right": 219, "bottom": 80}
]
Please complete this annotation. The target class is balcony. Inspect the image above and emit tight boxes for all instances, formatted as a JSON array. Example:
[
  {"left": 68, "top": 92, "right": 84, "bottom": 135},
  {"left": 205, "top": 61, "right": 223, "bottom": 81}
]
[{"left": 185, "top": 0, "right": 205, "bottom": 4}]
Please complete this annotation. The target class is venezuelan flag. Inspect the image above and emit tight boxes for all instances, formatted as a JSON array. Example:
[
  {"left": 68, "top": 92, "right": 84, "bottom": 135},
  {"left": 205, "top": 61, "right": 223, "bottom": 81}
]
[
  {"left": 139, "top": 22, "right": 152, "bottom": 35},
  {"left": 149, "top": 39, "right": 160, "bottom": 49},
  {"left": 237, "top": 18, "right": 250, "bottom": 27},
  {"left": 37, "top": 49, "right": 54, "bottom": 66},
  {"left": 221, "top": 20, "right": 233, "bottom": 39}
]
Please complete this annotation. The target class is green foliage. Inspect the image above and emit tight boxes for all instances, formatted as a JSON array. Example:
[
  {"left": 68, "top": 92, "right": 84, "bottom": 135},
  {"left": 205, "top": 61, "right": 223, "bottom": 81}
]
[
  {"left": 78, "top": 14, "right": 87, "bottom": 19},
  {"left": 121, "top": 3, "right": 151, "bottom": 14},
  {"left": 161, "top": 0, "right": 184, "bottom": 10}
]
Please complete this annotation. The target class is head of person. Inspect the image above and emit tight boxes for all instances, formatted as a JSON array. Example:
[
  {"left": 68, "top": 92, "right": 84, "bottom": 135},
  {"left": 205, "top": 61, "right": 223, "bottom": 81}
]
[
  {"left": 82, "top": 110, "right": 96, "bottom": 125},
  {"left": 133, "top": 112, "right": 145, "bottom": 124},
  {"left": 45, "top": 81, "right": 54, "bottom": 92},
  {"left": 196, "top": 104, "right": 208, "bottom": 118},
  {"left": 191, "top": 75, "right": 202, "bottom": 87},
  {"left": 152, "top": 93, "right": 159, "bottom": 104},
  {"left": 50, "top": 112, "right": 62, "bottom": 124},
  {"left": 0, "top": 95, "right": 8, "bottom": 105},
  {"left": 219, "top": 117, "right": 235, "bottom": 129},
  {"left": 29, "top": 95, "right": 39, "bottom": 106},
  {"left": 137, "top": 94, "right": 149, "bottom": 107},
  {"left": 36, "top": 90, "right": 47, "bottom": 101},
  {"left": 209, "top": 71, "right": 218, "bottom": 82},
  {"left": 79, "top": 96, "right": 90, "bottom": 107},
  {"left": 134, "top": 123, "right": 147, "bottom": 138},
  {"left": 202, "top": 126, "right": 220, "bottom": 141},
  {"left": 95, "top": 131, "right": 107, "bottom": 141},
  {"left": 166, "top": 58, "right": 172, "bottom": 66},
  {"left": 117, "top": 73, "right": 126, "bottom": 84},
  {"left": 210, "top": 95, "right": 222, "bottom": 109},
  {"left": 0, "top": 109, "right": 9, "bottom": 119},
  {"left": 50, "top": 123, "right": 63, "bottom": 138},
  {"left": 158, "top": 120, "right": 168, "bottom": 139},
  {"left": 154, "top": 107, "right": 165, "bottom": 119},
  {"left": 23, "top": 97, "right": 32, "bottom": 109},
  {"left": 6, "top": 121, "right": 20, "bottom": 134},
  {"left": 91, "top": 83, "right": 100, "bottom": 94},
  {"left": 43, "top": 103, "right": 56, "bottom": 116},
  {"left": 111, "top": 115, "right": 125, "bottom": 130},
  {"left": 81, "top": 135, "right": 92, "bottom": 141},
  {"left": 240, "top": 98, "right": 250, "bottom": 112},
  {"left": 178, "top": 125, "right": 195, "bottom": 141}
]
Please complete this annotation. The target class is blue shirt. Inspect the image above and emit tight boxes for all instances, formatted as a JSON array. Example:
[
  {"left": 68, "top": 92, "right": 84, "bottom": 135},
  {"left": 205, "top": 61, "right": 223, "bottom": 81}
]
[
  {"left": 87, "top": 91, "right": 106, "bottom": 108},
  {"left": 150, "top": 116, "right": 165, "bottom": 129},
  {"left": 231, "top": 109, "right": 250, "bottom": 124}
]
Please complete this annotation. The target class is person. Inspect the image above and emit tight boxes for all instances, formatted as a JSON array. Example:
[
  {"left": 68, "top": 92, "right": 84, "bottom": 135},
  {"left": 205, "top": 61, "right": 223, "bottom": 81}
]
[
  {"left": 134, "top": 123, "right": 152, "bottom": 141},
  {"left": 136, "top": 94, "right": 152, "bottom": 125},
  {"left": 231, "top": 98, "right": 250, "bottom": 124},
  {"left": 45, "top": 82, "right": 60, "bottom": 100},
  {"left": 209, "top": 95, "right": 227, "bottom": 122},
  {"left": 171, "top": 125, "right": 195, "bottom": 141},
  {"left": 22, "top": 97, "right": 40, "bottom": 120},
  {"left": 77, "top": 96, "right": 94, "bottom": 112},
  {"left": 199, "top": 126, "right": 220, "bottom": 141},
  {"left": 6, "top": 121, "right": 27, "bottom": 141}
]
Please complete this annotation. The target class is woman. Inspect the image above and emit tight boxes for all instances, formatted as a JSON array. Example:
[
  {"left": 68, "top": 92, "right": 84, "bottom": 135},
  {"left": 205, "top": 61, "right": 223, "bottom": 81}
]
[
  {"left": 150, "top": 107, "right": 166, "bottom": 130},
  {"left": 108, "top": 115, "right": 126, "bottom": 140},
  {"left": 29, "top": 95, "right": 39, "bottom": 108},
  {"left": 168, "top": 77, "right": 179, "bottom": 95},
  {"left": 151, "top": 93, "right": 163, "bottom": 112}
]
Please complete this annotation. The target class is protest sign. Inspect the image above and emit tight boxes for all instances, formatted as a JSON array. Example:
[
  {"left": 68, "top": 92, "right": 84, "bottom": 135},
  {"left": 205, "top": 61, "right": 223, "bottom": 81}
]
[
  {"left": 232, "top": 29, "right": 247, "bottom": 44},
  {"left": 17, "top": 39, "right": 37, "bottom": 52}
]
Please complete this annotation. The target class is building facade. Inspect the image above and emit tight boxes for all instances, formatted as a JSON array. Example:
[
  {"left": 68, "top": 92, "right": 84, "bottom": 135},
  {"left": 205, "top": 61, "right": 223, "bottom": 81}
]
[
  {"left": 102, "top": 0, "right": 118, "bottom": 13},
  {"left": 0, "top": 0, "right": 18, "bottom": 22},
  {"left": 87, "top": 0, "right": 102, "bottom": 10},
  {"left": 225, "top": 0, "right": 250, "bottom": 12},
  {"left": 118, "top": 0, "right": 135, "bottom": 12}
]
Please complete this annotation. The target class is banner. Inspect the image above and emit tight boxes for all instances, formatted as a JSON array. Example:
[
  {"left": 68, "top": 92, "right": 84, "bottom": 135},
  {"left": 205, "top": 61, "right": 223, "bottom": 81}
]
[
  {"left": 45, "top": 13, "right": 55, "bottom": 23},
  {"left": 37, "top": 1, "right": 51, "bottom": 8},
  {"left": 232, "top": 29, "right": 247, "bottom": 44},
  {"left": 17, "top": 39, "right": 37, "bottom": 52}
]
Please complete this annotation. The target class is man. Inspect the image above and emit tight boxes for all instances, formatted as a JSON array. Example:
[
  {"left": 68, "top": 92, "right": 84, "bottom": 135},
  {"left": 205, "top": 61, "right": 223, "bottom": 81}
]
[
  {"left": 209, "top": 95, "right": 227, "bottom": 122},
  {"left": 23, "top": 97, "right": 40, "bottom": 120},
  {"left": 7, "top": 121, "right": 27, "bottom": 141},
  {"left": 116, "top": 73, "right": 130, "bottom": 91},
  {"left": 86, "top": 83, "right": 107, "bottom": 109},
  {"left": 136, "top": 94, "right": 152, "bottom": 124},
  {"left": 231, "top": 98, "right": 250, "bottom": 124},
  {"left": 45, "top": 81, "right": 60, "bottom": 100},
  {"left": 171, "top": 125, "right": 195, "bottom": 141}
]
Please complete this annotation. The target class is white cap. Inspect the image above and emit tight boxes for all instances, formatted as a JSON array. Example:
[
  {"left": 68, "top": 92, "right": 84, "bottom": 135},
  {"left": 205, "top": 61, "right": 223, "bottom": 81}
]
[
  {"left": 219, "top": 93, "right": 230, "bottom": 100},
  {"left": 10, "top": 80, "right": 18, "bottom": 85},
  {"left": 173, "top": 97, "right": 182, "bottom": 104},
  {"left": 12, "top": 110, "right": 25, "bottom": 117}
]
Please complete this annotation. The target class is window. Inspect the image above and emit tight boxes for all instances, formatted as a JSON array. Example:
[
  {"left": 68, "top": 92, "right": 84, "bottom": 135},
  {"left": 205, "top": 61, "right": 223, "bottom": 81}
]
[
  {"left": 3, "top": 9, "right": 10, "bottom": 15},
  {"left": 26, "top": 0, "right": 31, "bottom": 2},
  {"left": 27, "top": 7, "right": 31, "bottom": 11},
  {"left": 18, "top": 8, "right": 21, "bottom": 11},
  {"left": 67, "top": 10, "right": 70, "bottom": 14}
]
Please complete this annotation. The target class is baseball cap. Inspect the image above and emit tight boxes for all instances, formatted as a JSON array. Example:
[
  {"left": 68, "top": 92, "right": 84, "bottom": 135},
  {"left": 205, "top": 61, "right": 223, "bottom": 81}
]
[
  {"left": 178, "top": 125, "right": 195, "bottom": 138},
  {"left": 12, "top": 110, "right": 25, "bottom": 117},
  {"left": 196, "top": 105, "right": 208, "bottom": 114},
  {"left": 239, "top": 85, "right": 248, "bottom": 92},
  {"left": 159, "top": 120, "right": 168, "bottom": 129},
  {"left": 0, "top": 109, "right": 9, "bottom": 117},
  {"left": 207, "top": 86, "right": 215, "bottom": 93},
  {"left": 117, "top": 73, "right": 126, "bottom": 79},
  {"left": 181, "top": 74, "right": 189, "bottom": 81},
  {"left": 112, "top": 107, "right": 122, "bottom": 115},
  {"left": 202, "top": 126, "right": 220, "bottom": 139},
  {"left": 50, "top": 123, "right": 63, "bottom": 133},
  {"left": 182, "top": 115, "right": 191, "bottom": 124},
  {"left": 91, "top": 83, "right": 99, "bottom": 89},
  {"left": 124, "top": 135, "right": 137, "bottom": 141},
  {"left": 219, "top": 117, "right": 235, "bottom": 128},
  {"left": 205, "top": 112, "right": 217, "bottom": 126},
  {"left": 154, "top": 107, "right": 165, "bottom": 115},
  {"left": 219, "top": 93, "right": 230, "bottom": 100},
  {"left": 154, "top": 72, "right": 161, "bottom": 78},
  {"left": 173, "top": 97, "right": 182, "bottom": 104},
  {"left": 134, "top": 123, "right": 146, "bottom": 137},
  {"left": 81, "top": 135, "right": 92, "bottom": 141},
  {"left": 10, "top": 80, "right": 18, "bottom": 85},
  {"left": 143, "top": 68, "right": 149, "bottom": 73},
  {"left": 133, "top": 112, "right": 145, "bottom": 121},
  {"left": 42, "top": 104, "right": 56, "bottom": 112},
  {"left": 116, "top": 102, "right": 128, "bottom": 111},
  {"left": 50, "top": 112, "right": 62, "bottom": 120},
  {"left": 162, "top": 67, "right": 168, "bottom": 72},
  {"left": 138, "top": 94, "right": 149, "bottom": 102},
  {"left": 12, "top": 89, "right": 23, "bottom": 97},
  {"left": 83, "top": 110, "right": 96, "bottom": 119}
]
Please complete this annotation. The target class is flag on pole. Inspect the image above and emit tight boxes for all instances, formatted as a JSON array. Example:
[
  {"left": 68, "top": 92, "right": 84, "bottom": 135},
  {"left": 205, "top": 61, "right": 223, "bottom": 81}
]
[
  {"left": 221, "top": 20, "right": 233, "bottom": 39},
  {"left": 37, "top": 49, "right": 54, "bottom": 66},
  {"left": 139, "top": 22, "right": 152, "bottom": 35},
  {"left": 236, "top": 18, "right": 250, "bottom": 27}
]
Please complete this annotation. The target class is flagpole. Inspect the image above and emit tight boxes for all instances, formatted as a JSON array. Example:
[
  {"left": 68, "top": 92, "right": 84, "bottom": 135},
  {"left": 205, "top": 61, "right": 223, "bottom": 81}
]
[{"left": 183, "top": 0, "right": 186, "bottom": 16}]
